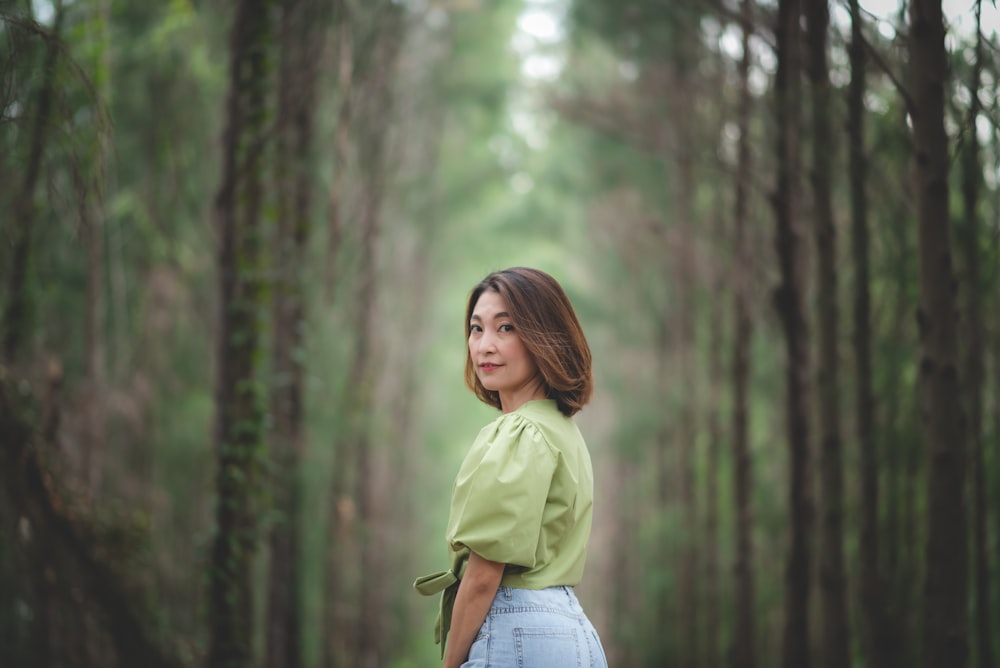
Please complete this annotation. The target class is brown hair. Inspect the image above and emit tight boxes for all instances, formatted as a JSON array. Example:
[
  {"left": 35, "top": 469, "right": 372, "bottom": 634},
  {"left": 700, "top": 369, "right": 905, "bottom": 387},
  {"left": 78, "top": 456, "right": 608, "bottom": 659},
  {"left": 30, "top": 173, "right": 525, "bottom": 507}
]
[{"left": 464, "top": 267, "right": 593, "bottom": 416}]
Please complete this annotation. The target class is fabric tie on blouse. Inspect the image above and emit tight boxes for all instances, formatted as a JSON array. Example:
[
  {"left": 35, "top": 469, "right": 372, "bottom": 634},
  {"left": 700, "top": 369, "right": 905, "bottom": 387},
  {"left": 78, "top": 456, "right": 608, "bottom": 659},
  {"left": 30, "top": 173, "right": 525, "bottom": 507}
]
[{"left": 414, "top": 547, "right": 469, "bottom": 657}]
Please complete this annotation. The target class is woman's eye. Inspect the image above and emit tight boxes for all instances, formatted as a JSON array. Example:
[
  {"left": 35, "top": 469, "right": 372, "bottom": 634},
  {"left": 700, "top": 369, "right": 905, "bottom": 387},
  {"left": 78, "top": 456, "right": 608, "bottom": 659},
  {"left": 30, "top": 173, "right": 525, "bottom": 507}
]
[
  {"left": 469, "top": 324, "right": 482, "bottom": 333},
  {"left": 499, "top": 324, "right": 514, "bottom": 333}
]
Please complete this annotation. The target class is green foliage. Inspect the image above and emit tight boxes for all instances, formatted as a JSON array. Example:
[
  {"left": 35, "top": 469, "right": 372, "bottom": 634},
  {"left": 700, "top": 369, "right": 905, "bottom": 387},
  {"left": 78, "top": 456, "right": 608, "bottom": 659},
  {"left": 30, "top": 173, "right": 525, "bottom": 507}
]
[{"left": 2, "top": 0, "right": 999, "bottom": 666}]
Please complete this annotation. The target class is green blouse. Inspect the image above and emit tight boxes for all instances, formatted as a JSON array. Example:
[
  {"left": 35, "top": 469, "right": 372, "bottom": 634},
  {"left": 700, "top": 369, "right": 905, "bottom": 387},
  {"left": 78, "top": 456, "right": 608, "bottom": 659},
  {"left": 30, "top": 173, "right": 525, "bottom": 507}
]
[{"left": 413, "top": 399, "right": 595, "bottom": 655}]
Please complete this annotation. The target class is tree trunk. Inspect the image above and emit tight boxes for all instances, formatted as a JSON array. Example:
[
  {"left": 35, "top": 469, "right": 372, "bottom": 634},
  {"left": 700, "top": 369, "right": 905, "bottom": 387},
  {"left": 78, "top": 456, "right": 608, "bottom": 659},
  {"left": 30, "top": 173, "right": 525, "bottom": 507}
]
[
  {"left": 266, "top": 1, "right": 322, "bottom": 667},
  {"left": 81, "top": 0, "right": 111, "bottom": 496},
  {"left": 909, "top": 1, "right": 969, "bottom": 666},
  {"left": 321, "top": 4, "right": 356, "bottom": 663},
  {"left": 323, "top": 7, "right": 402, "bottom": 667},
  {"left": 879, "top": 192, "right": 920, "bottom": 663},
  {"left": 611, "top": 459, "right": 641, "bottom": 667},
  {"left": 0, "top": 368, "right": 180, "bottom": 668},
  {"left": 805, "top": 2, "right": 850, "bottom": 666},
  {"left": 353, "top": 212, "right": 379, "bottom": 668},
  {"left": 324, "top": 197, "right": 380, "bottom": 668},
  {"left": 773, "top": 1, "right": 813, "bottom": 666},
  {"left": 3, "top": 0, "right": 64, "bottom": 362},
  {"left": 960, "top": 4, "right": 993, "bottom": 667},
  {"left": 324, "top": 0, "right": 353, "bottom": 299},
  {"left": 704, "top": 207, "right": 724, "bottom": 668},
  {"left": 992, "top": 98, "right": 1000, "bottom": 668},
  {"left": 207, "top": 0, "right": 274, "bottom": 665},
  {"left": 324, "top": 443, "right": 358, "bottom": 668},
  {"left": 731, "top": 2, "right": 757, "bottom": 666},
  {"left": 669, "top": 51, "right": 700, "bottom": 668},
  {"left": 653, "top": 310, "right": 673, "bottom": 664},
  {"left": 847, "top": 1, "right": 892, "bottom": 665}
]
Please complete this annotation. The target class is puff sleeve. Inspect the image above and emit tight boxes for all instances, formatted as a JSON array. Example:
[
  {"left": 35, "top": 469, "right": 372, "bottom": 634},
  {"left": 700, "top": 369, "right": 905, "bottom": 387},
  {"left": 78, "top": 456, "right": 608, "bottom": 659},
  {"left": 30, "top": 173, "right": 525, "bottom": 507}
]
[{"left": 445, "top": 413, "right": 558, "bottom": 568}]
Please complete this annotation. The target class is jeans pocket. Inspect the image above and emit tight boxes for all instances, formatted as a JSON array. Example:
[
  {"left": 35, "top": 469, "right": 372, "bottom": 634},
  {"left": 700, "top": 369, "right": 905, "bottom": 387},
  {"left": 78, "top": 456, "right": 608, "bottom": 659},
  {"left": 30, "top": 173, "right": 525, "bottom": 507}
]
[
  {"left": 465, "top": 617, "right": 491, "bottom": 666},
  {"left": 514, "top": 627, "right": 582, "bottom": 668},
  {"left": 589, "top": 629, "right": 609, "bottom": 668}
]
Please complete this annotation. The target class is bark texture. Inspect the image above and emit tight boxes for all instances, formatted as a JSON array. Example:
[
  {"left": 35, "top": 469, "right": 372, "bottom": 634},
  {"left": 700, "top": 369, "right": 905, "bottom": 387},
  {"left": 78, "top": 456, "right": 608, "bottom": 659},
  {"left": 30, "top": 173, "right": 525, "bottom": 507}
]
[
  {"left": 805, "top": 2, "right": 850, "bottom": 666},
  {"left": 0, "top": 367, "right": 180, "bottom": 668},
  {"left": 323, "top": 5, "right": 403, "bottom": 667},
  {"left": 731, "top": 2, "right": 757, "bottom": 667},
  {"left": 3, "top": 1, "right": 64, "bottom": 362},
  {"left": 847, "top": 1, "right": 892, "bottom": 665},
  {"left": 668, "top": 23, "right": 701, "bottom": 664},
  {"left": 207, "top": 0, "right": 274, "bottom": 665},
  {"left": 909, "top": 1, "right": 969, "bottom": 666},
  {"left": 960, "top": 4, "right": 993, "bottom": 667},
  {"left": 265, "top": 1, "right": 322, "bottom": 666},
  {"left": 773, "top": 1, "right": 814, "bottom": 666}
]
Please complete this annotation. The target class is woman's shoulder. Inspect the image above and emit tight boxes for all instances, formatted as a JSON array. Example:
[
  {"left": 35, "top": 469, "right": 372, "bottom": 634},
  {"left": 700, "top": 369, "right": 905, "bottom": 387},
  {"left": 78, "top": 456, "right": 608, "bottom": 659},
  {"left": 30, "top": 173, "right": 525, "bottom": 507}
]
[
  {"left": 478, "top": 399, "right": 581, "bottom": 453},
  {"left": 457, "top": 407, "right": 557, "bottom": 479},
  {"left": 479, "top": 407, "right": 542, "bottom": 443}
]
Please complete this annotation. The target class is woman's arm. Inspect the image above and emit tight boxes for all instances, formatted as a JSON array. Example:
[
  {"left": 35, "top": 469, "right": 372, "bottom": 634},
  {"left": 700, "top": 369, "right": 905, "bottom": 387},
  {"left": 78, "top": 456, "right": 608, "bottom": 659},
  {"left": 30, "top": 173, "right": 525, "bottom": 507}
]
[{"left": 443, "top": 551, "right": 505, "bottom": 668}]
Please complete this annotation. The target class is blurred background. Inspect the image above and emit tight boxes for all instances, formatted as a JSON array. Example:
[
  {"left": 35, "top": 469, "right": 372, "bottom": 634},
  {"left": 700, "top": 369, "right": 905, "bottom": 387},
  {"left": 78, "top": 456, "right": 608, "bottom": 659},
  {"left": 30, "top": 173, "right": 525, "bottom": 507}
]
[{"left": 1, "top": 0, "right": 998, "bottom": 666}]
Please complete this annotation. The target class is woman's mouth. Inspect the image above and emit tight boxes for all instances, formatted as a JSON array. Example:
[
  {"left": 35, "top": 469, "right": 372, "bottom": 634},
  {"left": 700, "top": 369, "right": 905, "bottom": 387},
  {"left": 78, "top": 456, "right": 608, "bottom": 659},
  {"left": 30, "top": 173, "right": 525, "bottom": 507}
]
[{"left": 479, "top": 363, "right": 501, "bottom": 372}]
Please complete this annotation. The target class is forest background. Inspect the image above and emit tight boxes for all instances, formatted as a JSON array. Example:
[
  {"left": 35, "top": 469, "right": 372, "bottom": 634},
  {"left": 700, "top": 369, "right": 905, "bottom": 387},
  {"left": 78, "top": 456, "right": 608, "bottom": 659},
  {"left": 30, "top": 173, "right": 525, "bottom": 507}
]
[{"left": 1, "top": 0, "right": 998, "bottom": 667}]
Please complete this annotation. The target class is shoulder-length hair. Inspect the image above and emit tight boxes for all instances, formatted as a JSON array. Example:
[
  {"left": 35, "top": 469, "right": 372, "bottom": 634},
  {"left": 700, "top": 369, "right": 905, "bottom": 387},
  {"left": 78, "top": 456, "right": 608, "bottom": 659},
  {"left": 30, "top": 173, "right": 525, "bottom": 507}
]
[{"left": 464, "top": 267, "right": 593, "bottom": 416}]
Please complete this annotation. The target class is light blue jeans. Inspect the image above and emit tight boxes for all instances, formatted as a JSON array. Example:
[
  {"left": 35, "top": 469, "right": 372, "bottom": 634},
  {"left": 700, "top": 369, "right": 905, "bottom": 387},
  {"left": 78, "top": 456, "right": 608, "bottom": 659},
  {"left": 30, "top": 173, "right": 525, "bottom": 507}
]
[{"left": 463, "top": 586, "right": 608, "bottom": 668}]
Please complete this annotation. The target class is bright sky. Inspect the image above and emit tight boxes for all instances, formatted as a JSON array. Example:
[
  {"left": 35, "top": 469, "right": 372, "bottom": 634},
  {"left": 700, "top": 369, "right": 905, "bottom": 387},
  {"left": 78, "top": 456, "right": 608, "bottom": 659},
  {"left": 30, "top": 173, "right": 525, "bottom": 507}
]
[
  {"left": 513, "top": 0, "right": 999, "bottom": 90},
  {"left": 861, "top": 0, "right": 999, "bottom": 33},
  {"left": 511, "top": 0, "right": 1000, "bottom": 77},
  {"left": 514, "top": 0, "right": 568, "bottom": 82}
]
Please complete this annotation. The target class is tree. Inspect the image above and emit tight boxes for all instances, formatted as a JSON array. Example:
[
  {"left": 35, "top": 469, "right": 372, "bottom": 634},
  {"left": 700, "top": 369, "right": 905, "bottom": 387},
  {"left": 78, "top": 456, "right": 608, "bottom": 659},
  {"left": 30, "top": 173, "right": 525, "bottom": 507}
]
[
  {"left": 3, "top": 0, "right": 64, "bottom": 362},
  {"left": 959, "top": 3, "right": 992, "bottom": 667},
  {"left": 323, "top": 4, "right": 404, "bottom": 666},
  {"left": 908, "top": 0, "right": 968, "bottom": 666},
  {"left": 805, "top": 2, "right": 850, "bottom": 665},
  {"left": 79, "top": 0, "right": 110, "bottom": 495},
  {"left": 772, "top": 0, "right": 813, "bottom": 665},
  {"left": 265, "top": 1, "right": 324, "bottom": 667},
  {"left": 207, "top": 0, "right": 275, "bottom": 665},
  {"left": 730, "top": 3, "right": 757, "bottom": 668},
  {"left": 847, "top": 1, "right": 892, "bottom": 665}
]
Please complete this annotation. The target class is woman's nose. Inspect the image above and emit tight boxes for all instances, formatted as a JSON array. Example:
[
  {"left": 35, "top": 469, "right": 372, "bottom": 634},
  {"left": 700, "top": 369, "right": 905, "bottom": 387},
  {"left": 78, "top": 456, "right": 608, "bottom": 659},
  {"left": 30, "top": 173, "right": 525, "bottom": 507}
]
[{"left": 479, "top": 330, "right": 497, "bottom": 351}]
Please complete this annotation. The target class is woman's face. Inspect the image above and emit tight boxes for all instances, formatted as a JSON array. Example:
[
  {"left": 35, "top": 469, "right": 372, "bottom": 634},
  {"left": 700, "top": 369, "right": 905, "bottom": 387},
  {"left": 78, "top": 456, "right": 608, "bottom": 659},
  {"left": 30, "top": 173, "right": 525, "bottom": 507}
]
[{"left": 468, "top": 289, "right": 543, "bottom": 412}]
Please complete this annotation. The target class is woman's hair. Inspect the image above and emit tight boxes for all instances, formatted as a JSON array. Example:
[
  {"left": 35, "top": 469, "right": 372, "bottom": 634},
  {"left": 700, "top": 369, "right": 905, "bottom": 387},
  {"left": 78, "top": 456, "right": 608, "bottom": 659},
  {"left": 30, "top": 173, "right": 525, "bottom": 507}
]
[{"left": 465, "top": 267, "right": 593, "bottom": 417}]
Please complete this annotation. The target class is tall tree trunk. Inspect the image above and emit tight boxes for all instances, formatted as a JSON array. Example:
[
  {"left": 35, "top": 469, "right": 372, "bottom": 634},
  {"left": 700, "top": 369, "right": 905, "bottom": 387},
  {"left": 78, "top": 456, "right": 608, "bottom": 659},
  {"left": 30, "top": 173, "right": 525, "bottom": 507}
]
[
  {"left": 325, "top": 190, "right": 381, "bottom": 668},
  {"left": 847, "top": 1, "right": 892, "bottom": 665},
  {"left": 321, "top": 4, "right": 356, "bottom": 664},
  {"left": 652, "top": 309, "right": 673, "bottom": 663},
  {"left": 3, "top": 0, "right": 64, "bottom": 362},
  {"left": 992, "top": 98, "right": 1000, "bottom": 668},
  {"left": 324, "top": 441, "right": 357, "bottom": 668},
  {"left": 1, "top": 367, "right": 180, "bottom": 668},
  {"left": 611, "top": 459, "right": 641, "bottom": 667},
  {"left": 774, "top": 0, "right": 813, "bottom": 666},
  {"left": 881, "top": 191, "right": 921, "bottom": 663},
  {"left": 994, "top": 305, "right": 1000, "bottom": 668},
  {"left": 960, "top": 4, "right": 993, "bottom": 667},
  {"left": 731, "top": 3, "right": 757, "bottom": 666},
  {"left": 703, "top": 68, "right": 734, "bottom": 656},
  {"left": 323, "top": 7, "right": 402, "bottom": 667},
  {"left": 324, "top": 0, "right": 353, "bottom": 299},
  {"left": 909, "top": 1, "right": 969, "bottom": 666},
  {"left": 207, "top": 0, "right": 274, "bottom": 665},
  {"left": 669, "top": 49, "right": 700, "bottom": 668},
  {"left": 81, "top": 0, "right": 110, "bottom": 495},
  {"left": 353, "top": 198, "right": 380, "bottom": 668},
  {"left": 805, "top": 2, "right": 850, "bottom": 666},
  {"left": 266, "top": 1, "right": 321, "bottom": 667},
  {"left": 704, "top": 209, "right": 724, "bottom": 668}
]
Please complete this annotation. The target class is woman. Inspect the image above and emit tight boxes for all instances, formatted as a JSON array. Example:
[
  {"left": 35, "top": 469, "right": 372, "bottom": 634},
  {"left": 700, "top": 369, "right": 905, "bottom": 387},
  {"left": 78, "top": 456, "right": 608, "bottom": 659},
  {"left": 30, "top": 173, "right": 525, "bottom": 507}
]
[{"left": 415, "top": 267, "right": 608, "bottom": 668}]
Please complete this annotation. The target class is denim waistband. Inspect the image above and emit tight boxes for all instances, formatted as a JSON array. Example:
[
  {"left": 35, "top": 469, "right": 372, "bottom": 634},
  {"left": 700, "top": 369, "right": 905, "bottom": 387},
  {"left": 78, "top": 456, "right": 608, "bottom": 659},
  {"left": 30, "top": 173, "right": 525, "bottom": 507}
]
[{"left": 489, "top": 585, "right": 584, "bottom": 616}]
